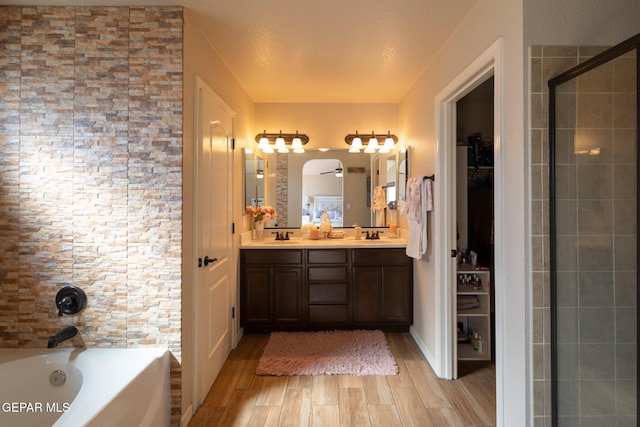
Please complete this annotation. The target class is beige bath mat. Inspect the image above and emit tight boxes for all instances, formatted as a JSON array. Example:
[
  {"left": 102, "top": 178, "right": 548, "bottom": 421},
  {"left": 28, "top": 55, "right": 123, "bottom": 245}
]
[{"left": 256, "top": 329, "right": 398, "bottom": 376}]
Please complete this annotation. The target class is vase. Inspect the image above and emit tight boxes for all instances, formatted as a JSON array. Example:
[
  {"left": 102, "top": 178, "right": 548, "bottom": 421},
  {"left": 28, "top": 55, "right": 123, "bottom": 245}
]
[{"left": 254, "top": 220, "right": 264, "bottom": 239}]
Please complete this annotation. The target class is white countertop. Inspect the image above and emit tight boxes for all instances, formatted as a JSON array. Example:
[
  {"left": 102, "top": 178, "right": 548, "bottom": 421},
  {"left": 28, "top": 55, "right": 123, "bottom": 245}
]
[{"left": 240, "top": 236, "right": 407, "bottom": 249}]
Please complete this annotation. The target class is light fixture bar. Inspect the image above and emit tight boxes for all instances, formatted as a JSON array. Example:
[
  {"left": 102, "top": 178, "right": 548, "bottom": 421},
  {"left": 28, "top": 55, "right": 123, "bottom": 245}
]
[
  {"left": 255, "top": 131, "right": 310, "bottom": 145},
  {"left": 345, "top": 131, "right": 398, "bottom": 151}
]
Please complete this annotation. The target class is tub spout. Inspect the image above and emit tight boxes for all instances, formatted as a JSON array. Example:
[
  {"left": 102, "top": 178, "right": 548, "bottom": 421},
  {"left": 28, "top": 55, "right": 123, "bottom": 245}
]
[{"left": 47, "top": 326, "right": 78, "bottom": 348}]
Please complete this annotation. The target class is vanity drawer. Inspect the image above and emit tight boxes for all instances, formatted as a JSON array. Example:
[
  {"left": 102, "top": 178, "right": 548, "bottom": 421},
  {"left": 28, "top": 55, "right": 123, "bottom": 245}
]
[
  {"left": 352, "top": 248, "right": 410, "bottom": 266},
  {"left": 309, "top": 283, "right": 348, "bottom": 303},
  {"left": 308, "top": 305, "right": 348, "bottom": 323},
  {"left": 242, "top": 249, "right": 302, "bottom": 265},
  {"left": 308, "top": 266, "right": 348, "bottom": 281},
  {"left": 308, "top": 249, "right": 348, "bottom": 264}
]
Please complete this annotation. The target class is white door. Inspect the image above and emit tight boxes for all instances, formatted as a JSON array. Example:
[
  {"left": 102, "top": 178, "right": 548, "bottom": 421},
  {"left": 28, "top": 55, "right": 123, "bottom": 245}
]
[{"left": 195, "top": 77, "right": 234, "bottom": 406}]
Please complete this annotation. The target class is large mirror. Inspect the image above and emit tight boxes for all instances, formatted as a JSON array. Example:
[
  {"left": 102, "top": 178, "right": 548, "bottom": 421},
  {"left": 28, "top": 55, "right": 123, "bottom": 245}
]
[
  {"left": 397, "top": 147, "right": 408, "bottom": 205},
  {"left": 260, "top": 149, "right": 400, "bottom": 228},
  {"left": 244, "top": 149, "right": 264, "bottom": 208}
]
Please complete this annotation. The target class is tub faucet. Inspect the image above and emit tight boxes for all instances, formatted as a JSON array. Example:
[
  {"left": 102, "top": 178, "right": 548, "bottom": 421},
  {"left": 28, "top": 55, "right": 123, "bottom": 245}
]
[{"left": 47, "top": 326, "right": 78, "bottom": 348}]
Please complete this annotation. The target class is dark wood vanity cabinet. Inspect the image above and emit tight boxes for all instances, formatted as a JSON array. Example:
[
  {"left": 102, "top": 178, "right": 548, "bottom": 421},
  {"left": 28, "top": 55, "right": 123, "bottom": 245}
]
[
  {"left": 240, "top": 247, "right": 412, "bottom": 332},
  {"left": 240, "top": 249, "right": 303, "bottom": 332}
]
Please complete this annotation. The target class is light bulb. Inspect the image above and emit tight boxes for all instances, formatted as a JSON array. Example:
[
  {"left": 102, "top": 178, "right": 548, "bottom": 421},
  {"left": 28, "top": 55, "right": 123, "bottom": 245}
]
[
  {"left": 275, "top": 132, "right": 288, "bottom": 153},
  {"left": 291, "top": 134, "right": 305, "bottom": 153},
  {"left": 382, "top": 131, "right": 395, "bottom": 151},
  {"left": 349, "top": 134, "right": 362, "bottom": 153},
  {"left": 364, "top": 133, "right": 378, "bottom": 153}
]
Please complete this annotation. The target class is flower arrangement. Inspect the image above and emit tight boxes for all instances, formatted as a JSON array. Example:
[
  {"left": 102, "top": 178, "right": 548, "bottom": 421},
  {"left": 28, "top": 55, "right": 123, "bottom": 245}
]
[{"left": 245, "top": 205, "right": 277, "bottom": 223}]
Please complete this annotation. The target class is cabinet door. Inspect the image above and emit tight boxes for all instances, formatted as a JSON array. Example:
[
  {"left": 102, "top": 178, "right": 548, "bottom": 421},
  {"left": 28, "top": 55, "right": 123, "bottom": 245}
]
[
  {"left": 242, "top": 267, "right": 271, "bottom": 323},
  {"left": 353, "top": 266, "right": 382, "bottom": 322},
  {"left": 273, "top": 267, "right": 303, "bottom": 323},
  {"left": 382, "top": 266, "right": 412, "bottom": 322},
  {"left": 353, "top": 264, "right": 412, "bottom": 324}
]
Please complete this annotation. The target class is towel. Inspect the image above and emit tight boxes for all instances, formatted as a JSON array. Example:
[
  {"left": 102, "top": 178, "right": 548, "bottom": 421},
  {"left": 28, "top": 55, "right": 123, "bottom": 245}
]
[
  {"left": 401, "top": 177, "right": 421, "bottom": 220},
  {"left": 401, "top": 176, "right": 433, "bottom": 259},
  {"left": 371, "top": 185, "right": 386, "bottom": 212}
]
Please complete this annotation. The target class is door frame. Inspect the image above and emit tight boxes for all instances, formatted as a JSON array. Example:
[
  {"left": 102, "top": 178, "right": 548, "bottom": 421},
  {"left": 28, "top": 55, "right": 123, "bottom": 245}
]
[
  {"left": 433, "top": 35, "right": 504, "bottom": 404},
  {"left": 192, "top": 76, "right": 236, "bottom": 408}
]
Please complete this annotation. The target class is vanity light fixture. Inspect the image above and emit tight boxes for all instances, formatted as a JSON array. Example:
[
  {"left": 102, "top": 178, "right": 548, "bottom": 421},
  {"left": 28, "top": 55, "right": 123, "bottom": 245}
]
[
  {"left": 345, "top": 130, "right": 398, "bottom": 153},
  {"left": 255, "top": 130, "right": 309, "bottom": 153}
]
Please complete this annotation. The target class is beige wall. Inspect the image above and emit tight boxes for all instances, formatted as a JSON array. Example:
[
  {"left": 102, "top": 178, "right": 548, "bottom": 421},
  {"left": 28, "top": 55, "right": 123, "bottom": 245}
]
[
  {"left": 524, "top": 0, "right": 640, "bottom": 47},
  {"left": 255, "top": 103, "right": 398, "bottom": 150},
  {"left": 399, "top": 0, "right": 526, "bottom": 423},
  {"left": 182, "top": 10, "right": 255, "bottom": 421}
]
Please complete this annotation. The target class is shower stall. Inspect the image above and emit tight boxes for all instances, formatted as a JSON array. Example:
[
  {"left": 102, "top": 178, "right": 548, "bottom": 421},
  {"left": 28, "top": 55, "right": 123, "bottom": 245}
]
[{"left": 549, "top": 34, "right": 639, "bottom": 425}]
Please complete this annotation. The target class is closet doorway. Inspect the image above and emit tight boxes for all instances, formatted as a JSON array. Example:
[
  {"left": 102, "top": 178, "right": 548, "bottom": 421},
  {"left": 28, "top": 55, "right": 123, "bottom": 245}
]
[
  {"left": 455, "top": 77, "right": 496, "bottom": 372},
  {"left": 433, "top": 40, "right": 505, "bottom": 414}
]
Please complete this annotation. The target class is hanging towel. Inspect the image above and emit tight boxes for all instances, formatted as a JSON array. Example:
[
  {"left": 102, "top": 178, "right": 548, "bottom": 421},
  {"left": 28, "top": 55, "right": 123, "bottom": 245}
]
[
  {"left": 401, "top": 176, "right": 434, "bottom": 259},
  {"left": 371, "top": 185, "right": 386, "bottom": 212}
]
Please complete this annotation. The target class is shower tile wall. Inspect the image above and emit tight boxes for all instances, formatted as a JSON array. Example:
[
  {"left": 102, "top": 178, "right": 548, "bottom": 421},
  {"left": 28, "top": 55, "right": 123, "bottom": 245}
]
[
  {"left": 0, "top": 7, "right": 183, "bottom": 425},
  {"left": 531, "top": 45, "right": 637, "bottom": 426}
]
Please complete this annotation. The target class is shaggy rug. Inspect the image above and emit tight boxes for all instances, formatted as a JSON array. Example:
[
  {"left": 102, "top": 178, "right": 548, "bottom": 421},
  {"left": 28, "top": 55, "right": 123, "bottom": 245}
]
[{"left": 256, "top": 329, "right": 398, "bottom": 376}]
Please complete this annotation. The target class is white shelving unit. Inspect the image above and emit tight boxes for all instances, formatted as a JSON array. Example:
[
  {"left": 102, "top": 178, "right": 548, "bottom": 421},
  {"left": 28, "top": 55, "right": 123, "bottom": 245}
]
[{"left": 456, "top": 264, "right": 491, "bottom": 361}]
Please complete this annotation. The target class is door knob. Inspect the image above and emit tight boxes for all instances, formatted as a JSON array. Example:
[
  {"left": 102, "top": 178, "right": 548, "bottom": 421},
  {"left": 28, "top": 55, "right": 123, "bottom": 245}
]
[{"left": 204, "top": 256, "right": 218, "bottom": 266}]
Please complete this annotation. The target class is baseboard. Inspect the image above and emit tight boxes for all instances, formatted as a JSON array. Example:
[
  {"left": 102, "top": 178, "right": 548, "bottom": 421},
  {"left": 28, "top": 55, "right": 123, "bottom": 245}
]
[
  {"left": 235, "top": 327, "right": 244, "bottom": 347},
  {"left": 409, "top": 326, "right": 439, "bottom": 376},
  {"left": 180, "top": 404, "right": 193, "bottom": 427}
]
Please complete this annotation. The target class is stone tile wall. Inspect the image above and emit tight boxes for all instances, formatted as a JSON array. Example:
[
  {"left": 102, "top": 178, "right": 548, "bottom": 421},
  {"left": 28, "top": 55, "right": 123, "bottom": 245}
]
[
  {"left": 0, "top": 6, "right": 183, "bottom": 425},
  {"left": 276, "top": 153, "right": 289, "bottom": 226}
]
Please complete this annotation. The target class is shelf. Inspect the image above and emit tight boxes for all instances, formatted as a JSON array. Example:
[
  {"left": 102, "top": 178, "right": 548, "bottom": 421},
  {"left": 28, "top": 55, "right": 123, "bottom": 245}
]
[
  {"left": 457, "top": 307, "right": 488, "bottom": 316},
  {"left": 457, "top": 342, "right": 490, "bottom": 360},
  {"left": 456, "top": 266, "right": 491, "bottom": 361},
  {"left": 457, "top": 288, "right": 489, "bottom": 295},
  {"left": 456, "top": 264, "right": 490, "bottom": 273}
]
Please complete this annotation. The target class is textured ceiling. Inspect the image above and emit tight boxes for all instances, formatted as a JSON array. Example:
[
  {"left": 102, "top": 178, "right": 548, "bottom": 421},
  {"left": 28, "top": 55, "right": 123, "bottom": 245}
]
[
  {"left": 188, "top": 0, "right": 477, "bottom": 102},
  {"left": 5, "top": 0, "right": 477, "bottom": 102}
]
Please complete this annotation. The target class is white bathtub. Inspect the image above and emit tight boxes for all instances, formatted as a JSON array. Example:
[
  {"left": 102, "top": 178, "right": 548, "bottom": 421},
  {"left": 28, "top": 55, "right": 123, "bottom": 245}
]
[{"left": 0, "top": 347, "right": 170, "bottom": 427}]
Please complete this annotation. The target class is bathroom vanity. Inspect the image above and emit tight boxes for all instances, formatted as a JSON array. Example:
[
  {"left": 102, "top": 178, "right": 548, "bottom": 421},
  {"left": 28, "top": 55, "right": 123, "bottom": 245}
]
[{"left": 240, "top": 238, "right": 412, "bottom": 333}]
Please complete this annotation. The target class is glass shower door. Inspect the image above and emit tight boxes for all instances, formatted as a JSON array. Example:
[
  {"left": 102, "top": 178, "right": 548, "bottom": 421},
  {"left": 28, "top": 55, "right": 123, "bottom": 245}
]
[{"left": 550, "top": 38, "right": 638, "bottom": 426}]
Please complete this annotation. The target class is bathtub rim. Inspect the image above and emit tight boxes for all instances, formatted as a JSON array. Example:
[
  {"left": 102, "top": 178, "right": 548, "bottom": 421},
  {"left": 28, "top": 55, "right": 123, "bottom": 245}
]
[{"left": 0, "top": 347, "right": 170, "bottom": 427}]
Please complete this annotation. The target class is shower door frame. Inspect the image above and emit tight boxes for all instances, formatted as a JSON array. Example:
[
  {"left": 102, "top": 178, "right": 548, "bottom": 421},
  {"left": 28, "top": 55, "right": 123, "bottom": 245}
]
[{"left": 549, "top": 33, "right": 640, "bottom": 426}]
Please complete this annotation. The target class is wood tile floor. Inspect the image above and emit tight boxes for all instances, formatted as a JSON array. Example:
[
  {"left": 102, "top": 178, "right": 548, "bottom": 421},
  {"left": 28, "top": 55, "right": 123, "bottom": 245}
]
[{"left": 189, "top": 333, "right": 496, "bottom": 427}]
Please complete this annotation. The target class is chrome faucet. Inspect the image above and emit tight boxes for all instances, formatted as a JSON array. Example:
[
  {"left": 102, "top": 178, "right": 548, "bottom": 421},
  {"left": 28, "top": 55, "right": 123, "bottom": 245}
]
[{"left": 47, "top": 326, "right": 78, "bottom": 348}]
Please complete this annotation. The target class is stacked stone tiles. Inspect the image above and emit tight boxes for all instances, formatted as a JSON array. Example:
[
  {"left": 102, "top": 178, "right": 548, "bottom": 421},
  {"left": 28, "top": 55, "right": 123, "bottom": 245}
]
[
  {"left": 276, "top": 152, "right": 288, "bottom": 225},
  {"left": 0, "top": 7, "right": 22, "bottom": 347},
  {"left": 0, "top": 6, "right": 183, "bottom": 425}
]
